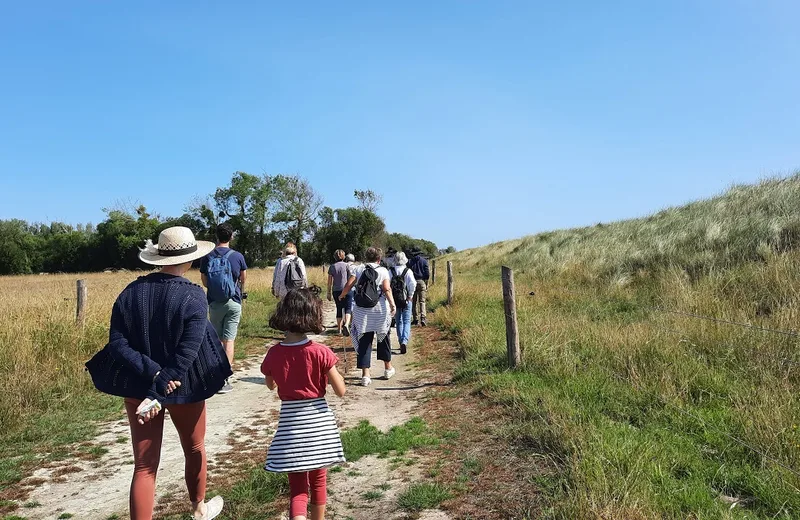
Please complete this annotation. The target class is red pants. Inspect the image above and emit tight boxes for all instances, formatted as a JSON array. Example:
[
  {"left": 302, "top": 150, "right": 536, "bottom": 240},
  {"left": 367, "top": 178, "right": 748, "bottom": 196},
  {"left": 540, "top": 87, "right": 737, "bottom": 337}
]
[
  {"left": 124, "top": 398, "right": 207, "bottom": 520},
  {"left": 288, "top": 469, "right": 327, "bottom": 517}
]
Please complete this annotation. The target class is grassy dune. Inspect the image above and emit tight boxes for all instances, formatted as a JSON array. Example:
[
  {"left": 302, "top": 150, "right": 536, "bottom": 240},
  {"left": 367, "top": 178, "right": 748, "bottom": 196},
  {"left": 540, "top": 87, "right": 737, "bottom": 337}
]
[
  {"left": 429, "top": 174, "right": 800, "bottom": 519},
  {"left": 0, "top": 266, "right": 328, "bottom": 494}
]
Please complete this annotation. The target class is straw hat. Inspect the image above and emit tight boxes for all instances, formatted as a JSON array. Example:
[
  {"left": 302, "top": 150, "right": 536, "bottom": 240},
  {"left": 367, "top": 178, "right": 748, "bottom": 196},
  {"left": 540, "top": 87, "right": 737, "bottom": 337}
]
[{"left": 139, "top": 226, "right": 216, "bottom": 266}]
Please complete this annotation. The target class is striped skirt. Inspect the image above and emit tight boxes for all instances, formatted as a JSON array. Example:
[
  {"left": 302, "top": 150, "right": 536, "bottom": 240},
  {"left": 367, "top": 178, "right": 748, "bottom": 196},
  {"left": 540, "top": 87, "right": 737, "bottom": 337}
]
[{"left": 264, "top": 398, "right": 345, "bottom": 473}]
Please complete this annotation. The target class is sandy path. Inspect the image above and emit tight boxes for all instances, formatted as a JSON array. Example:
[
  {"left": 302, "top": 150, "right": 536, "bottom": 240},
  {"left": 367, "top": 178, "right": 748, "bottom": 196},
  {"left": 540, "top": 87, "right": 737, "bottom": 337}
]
[{"left": 23, "top": 301, "right": 448, "bottom": 520}]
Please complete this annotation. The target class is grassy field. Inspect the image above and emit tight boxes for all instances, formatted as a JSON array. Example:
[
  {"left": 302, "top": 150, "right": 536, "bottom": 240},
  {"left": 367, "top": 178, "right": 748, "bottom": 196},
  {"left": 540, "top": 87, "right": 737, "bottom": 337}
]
[
  {"left": 428, "top": 174, "right": 800, "bottom": 519},
  {"left": 0, "top": 265, "right": 328, "bottom": 497}
]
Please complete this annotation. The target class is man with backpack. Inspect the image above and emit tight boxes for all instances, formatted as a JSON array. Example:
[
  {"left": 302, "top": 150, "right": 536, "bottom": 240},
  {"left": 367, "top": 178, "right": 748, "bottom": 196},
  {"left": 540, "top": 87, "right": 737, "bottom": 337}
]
[
  {"left": 389, "top": 251, "right": 417, "bottom": 354},
  {"left": 408, "top": 247, "right": 430, "bottom": 326},
  {"left": 200, "top": 222, "right": 248, "bottom": 394},
  {"left": 272, "top": 242, "right": 307, "bottom": 299}
]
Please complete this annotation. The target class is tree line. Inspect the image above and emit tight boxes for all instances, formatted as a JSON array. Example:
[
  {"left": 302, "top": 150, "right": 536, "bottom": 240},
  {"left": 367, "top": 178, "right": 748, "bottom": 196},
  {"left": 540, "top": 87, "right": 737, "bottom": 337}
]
[{"left": 0, "top": 171, "right": 455, "bottom": 275}]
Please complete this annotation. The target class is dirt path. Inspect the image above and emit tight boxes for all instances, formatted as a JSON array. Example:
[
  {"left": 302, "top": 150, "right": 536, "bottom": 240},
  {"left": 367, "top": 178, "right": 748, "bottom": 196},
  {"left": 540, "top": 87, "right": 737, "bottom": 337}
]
[{"left": 23, "top": 302, "right": 449, "bottom": 520}]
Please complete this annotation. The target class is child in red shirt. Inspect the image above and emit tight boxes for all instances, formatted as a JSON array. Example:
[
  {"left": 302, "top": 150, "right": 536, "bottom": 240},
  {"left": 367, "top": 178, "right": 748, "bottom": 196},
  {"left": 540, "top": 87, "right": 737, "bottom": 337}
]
[{"left": 261, "top": 287, "right": 346, "bottom": 520}]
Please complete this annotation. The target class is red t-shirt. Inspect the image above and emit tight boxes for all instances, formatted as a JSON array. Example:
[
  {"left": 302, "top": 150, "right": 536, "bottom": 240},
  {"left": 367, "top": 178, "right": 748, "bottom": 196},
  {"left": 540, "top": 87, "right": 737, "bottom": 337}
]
[{"left": 260, "top": 340, "right": 339, "bottom": 401}]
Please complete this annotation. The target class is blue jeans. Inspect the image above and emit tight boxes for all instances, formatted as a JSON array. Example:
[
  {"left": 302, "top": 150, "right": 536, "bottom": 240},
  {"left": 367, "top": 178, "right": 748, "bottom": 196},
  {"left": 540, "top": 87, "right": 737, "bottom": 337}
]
[{"left": 396, "top": 304, "right": 412, "bottom": 346}]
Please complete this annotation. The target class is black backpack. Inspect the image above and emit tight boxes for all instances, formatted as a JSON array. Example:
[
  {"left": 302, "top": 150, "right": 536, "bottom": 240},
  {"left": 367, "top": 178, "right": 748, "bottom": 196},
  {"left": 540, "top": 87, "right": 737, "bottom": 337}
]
[
  {"left": 284, "top": 257, "right": 305, "bottom": 289},
  {"left": 390, "top": 267, "right": 410, "bottom": 308},
  {"left": 354, "top": 265, "right": 382, "bottom": 308}
]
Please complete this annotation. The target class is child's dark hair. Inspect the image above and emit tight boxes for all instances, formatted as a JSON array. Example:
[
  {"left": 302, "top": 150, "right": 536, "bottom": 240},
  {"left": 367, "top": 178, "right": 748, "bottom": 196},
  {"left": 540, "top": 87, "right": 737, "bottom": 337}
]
[{"left": 269, "top": 286, "right": 324, "bottom": 334}]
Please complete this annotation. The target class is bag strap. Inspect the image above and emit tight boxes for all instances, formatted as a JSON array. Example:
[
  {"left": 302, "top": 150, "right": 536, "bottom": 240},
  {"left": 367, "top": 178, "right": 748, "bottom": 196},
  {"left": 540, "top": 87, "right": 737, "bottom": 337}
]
[{"left": 222, "top": 249, "right": 235, "bottom": 261}]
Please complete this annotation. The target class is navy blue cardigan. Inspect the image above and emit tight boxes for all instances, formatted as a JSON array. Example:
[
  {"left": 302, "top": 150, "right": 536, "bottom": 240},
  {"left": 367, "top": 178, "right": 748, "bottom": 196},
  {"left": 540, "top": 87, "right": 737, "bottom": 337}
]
[{"left": 86, "top": 273, "right": 232, "bottom": 404}]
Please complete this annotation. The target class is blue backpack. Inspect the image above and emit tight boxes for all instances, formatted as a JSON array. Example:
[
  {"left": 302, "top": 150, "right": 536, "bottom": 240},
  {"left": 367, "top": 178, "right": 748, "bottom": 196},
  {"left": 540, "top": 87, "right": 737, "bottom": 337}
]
[{"left": 206, "top": 250, "right": 237, "bottom": 302}]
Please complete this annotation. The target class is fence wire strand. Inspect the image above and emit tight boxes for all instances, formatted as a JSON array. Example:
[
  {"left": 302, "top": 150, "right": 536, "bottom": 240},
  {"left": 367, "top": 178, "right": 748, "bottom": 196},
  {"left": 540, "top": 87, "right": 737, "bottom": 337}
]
[{"left": 645, "top": 305, "right": 800, "bottom": 338}]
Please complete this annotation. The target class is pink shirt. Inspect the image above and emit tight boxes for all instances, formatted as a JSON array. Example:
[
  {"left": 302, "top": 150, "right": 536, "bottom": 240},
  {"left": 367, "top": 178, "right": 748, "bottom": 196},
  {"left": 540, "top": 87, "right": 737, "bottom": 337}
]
[{"left": 260, "top": 340, "right": 339, "bottom": 401}]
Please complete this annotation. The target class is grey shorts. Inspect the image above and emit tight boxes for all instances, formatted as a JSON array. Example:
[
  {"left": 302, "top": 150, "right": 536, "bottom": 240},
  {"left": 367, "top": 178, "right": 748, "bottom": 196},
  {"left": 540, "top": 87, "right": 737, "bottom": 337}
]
[{"left": 209, "top": 300, "right": 242, "bottom": 341}]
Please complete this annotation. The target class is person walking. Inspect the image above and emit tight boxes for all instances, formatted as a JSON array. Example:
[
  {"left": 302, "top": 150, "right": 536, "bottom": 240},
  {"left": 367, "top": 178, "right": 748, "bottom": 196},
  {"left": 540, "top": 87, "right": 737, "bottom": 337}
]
[
  {"left": 261, "top": 288, "right": 346, "bottom": 520},
  {"left": 381, "top": 247, "right": 397, "bottom": 269},
  {"left": 200, "top": 222, "right": 247, "bottom": 394},
  {"left": 339, "top": 247, "right": 396, "bottom": 386},
  {"left": 345, "top": 253, "right": 356, "bottom": 314},
  {"left": 327, "top": 249, "right": 353, "bottom": 336},
  {"left": 273, "top": 242, "right": 308, "bottom": 299},
  {"left": 85, "top": 226, "right": 232, "bottom": 520},
  {"left": 408, "top": 247, "right": 430, "bottom": 326},
  {"left": 389, "top": 252, "right": 417, "bottom": 354}
]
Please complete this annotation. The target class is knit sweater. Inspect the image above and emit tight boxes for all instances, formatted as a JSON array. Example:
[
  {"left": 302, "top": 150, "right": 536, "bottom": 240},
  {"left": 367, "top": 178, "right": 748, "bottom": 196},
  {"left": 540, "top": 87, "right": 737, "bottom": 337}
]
[{"left": 85, "top": 273, "right": 232, "bottom": 403}]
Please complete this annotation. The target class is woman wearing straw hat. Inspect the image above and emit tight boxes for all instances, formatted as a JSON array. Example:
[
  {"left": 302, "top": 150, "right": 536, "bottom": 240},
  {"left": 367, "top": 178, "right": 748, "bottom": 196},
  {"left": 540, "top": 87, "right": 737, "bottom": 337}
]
[{"left": 86, "top": 226, "right": 232, "bottom": 520}]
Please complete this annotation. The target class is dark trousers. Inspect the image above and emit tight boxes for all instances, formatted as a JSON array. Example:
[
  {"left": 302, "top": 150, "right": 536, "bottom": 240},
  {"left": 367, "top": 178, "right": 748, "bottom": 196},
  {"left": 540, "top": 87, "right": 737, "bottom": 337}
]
[{"left": 356, "top": 331, "right": 391, "bottom": 368}]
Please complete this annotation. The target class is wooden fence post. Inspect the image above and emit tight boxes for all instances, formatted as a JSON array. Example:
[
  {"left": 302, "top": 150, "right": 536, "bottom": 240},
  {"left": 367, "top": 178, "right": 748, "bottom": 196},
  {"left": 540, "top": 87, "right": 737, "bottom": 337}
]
[
  {"left": 76, "top": 279, "right": 87, "bottom": 325},
  {"left": 446, "top": 261, "right": 454, "bottom": 306},
  {"left": 501, "top": 266, "right": 521, "bottom": 368},
  {"left": 431, "top": 260, "right": 436, "bottom": 285}
]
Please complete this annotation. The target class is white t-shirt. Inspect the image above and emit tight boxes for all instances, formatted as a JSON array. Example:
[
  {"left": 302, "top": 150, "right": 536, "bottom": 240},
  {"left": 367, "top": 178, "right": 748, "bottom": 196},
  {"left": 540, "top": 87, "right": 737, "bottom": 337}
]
[{"left": 352, "top": 262, "right": 390, "bottom": 289}]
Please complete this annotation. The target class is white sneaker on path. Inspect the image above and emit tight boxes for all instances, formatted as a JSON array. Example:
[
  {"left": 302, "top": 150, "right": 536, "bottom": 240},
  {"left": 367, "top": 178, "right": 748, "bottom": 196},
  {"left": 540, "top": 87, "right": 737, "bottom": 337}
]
[
  {"left": 361, "top": 377, "right": 372, "bottom": 386},
  {"left": 384, "top": 368, "right": 396, "bottom": 380},
  {"left": 195, "top": 495, "right": 224, "bottom": 520}
]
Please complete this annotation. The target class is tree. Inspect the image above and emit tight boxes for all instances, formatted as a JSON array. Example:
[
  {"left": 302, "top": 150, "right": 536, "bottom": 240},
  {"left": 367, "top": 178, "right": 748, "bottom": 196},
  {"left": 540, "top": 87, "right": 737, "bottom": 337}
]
[
  {"left": 311, "top": 206, "right": 385, "bottom": 264},
  {"left": 273, "top": 175, "right": 323, "bottom": 255},
  {"left": 92, "top": 207, "right": 160, "bottom": 270},
  {"left": 384, "top": 232, "right": 439, "bottom": 258},
  {"left": 354, "top": 189, "right": 382, "bottom": 213},
  {"left": 195, "top": 171, "right": 279, "bottom": 265},
  {"left": 0, "top": 220, "right": 35, "bottom": 274}
]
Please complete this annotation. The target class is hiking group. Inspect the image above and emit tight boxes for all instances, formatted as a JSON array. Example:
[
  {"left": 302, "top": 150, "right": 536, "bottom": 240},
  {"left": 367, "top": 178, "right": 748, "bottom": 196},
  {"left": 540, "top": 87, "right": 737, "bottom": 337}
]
[{"left": 84, "top": 224, "right": 432, "bottom": 520}]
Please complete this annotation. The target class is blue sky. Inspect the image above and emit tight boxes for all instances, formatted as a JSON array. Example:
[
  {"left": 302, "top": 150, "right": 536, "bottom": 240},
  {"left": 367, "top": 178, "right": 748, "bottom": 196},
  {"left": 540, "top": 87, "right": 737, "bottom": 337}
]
[{"left": 1, "top": 2, "right": 798, "bottom": 250}]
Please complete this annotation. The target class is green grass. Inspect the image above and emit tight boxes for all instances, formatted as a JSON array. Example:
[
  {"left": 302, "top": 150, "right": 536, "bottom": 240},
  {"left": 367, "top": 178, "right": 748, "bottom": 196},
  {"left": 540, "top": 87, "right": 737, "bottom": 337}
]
[
  {"left": 236, "top": 289, "right": 280, "bottom": 358},
  {"left": 0, "top": 391, "right": 119, "bottom": 490},
  {"left": 397, "top": 483, "right": 452, "bottom": 511},
  {"left": 429, "top": 173, "right": 800, "bottom": 518},
  {"left": 362, "top": 490, "right": 384, "bottom": 501},
  {"left": 57, "top": 514, "right": 74, "bottom": 519},
  {"left": 159, "top": 469, "right": 288, "bottom": 520},
  {"left": 341, "top": 417, "right": 439, "bottom": 461}
]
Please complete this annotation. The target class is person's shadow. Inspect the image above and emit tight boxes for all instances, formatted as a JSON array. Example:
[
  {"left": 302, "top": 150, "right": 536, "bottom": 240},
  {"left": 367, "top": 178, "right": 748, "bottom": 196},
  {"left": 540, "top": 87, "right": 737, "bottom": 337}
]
[{"left": 237, "top": 376, "right": 266, "bottom": 385}]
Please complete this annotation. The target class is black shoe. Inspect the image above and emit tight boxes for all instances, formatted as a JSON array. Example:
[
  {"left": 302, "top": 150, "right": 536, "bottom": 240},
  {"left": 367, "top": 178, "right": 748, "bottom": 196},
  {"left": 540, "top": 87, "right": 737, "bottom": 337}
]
[
  {"left": 400, "top": 344, "right": 407, "bottom": 354},
  {"left": 412, "top": 320, "right": 419, "bottom": 326},
  {"left": 342, "top": 325, "right": 350, "bottom": 337},
  {"left": 421, "top": 320, "right": 427, "bottom": 327}
]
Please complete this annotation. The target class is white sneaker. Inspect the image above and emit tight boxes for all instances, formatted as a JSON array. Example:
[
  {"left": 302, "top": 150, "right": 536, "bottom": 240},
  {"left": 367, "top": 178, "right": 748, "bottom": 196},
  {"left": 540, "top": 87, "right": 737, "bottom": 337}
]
[
  {"left": 384, "top": 368, "right": 396, "bottom": 380},
  {"left": 360, "top": 377, "right": 372, "bottom": 386},
  {"left": 195, "top": 495, "right": 224, "bottom": 520}
]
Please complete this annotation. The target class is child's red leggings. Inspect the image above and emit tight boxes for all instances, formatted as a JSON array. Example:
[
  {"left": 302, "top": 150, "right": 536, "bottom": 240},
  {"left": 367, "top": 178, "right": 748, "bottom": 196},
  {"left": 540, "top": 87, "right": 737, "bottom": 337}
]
[{"left": 288, "top": 469, "right": 327, "bottom": 517}]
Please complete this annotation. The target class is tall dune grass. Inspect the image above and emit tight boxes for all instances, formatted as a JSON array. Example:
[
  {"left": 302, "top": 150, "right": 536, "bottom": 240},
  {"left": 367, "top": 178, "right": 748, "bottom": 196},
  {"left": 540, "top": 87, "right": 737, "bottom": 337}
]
[{"left": 430, "top": 173, "right": 800, "bottom": 518}]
